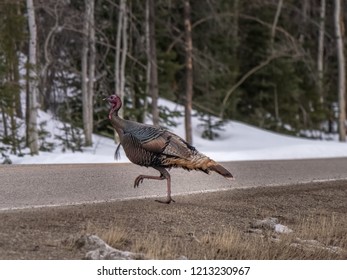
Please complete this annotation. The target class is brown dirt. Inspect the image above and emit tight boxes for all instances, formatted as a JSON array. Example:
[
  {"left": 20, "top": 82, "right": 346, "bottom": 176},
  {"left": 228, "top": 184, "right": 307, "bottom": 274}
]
[{"left": 0, "top": 180, "right": 346, "bottom": 260}]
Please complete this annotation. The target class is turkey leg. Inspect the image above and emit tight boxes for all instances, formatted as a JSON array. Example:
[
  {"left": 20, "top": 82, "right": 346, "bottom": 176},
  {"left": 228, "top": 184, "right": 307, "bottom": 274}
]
[{"left": 133, "top": 167, "right": 175, "bottom": 204}]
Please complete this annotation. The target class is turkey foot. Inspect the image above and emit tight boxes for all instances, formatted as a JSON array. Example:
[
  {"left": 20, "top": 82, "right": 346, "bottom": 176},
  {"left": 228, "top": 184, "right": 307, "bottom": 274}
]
[
  {"left": 133, "top": 175, "right": 144, "bottom": 188},
  {"left": 133, "top": 174, "right": 165, "bottom": 188},
  {"left": 133, "top": 168, "right": 175, "bottom": 204},
  {"left": 155, "top": 197, "right": 176, "bottom": 204}
]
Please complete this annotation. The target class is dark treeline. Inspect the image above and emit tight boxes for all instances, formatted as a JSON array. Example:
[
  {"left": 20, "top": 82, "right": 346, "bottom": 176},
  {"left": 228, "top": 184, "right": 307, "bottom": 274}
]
[{"left": 0, "top": 0, "right": 346, "bottom": 159}]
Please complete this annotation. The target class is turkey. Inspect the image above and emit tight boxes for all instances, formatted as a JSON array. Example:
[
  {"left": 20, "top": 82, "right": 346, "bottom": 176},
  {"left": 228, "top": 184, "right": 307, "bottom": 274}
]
[{"left": 105, "top": 94, "right": 234, "bottom": 204}]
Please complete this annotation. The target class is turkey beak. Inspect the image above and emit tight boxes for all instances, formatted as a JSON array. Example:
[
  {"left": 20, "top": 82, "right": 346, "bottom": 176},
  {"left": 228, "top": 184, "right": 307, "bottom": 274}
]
[{"left": 103, "top": 97, "right": 111, "bottom": 103}]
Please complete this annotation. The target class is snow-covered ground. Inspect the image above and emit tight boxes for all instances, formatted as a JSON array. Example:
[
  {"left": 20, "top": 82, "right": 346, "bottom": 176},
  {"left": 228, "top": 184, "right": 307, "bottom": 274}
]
[{"left": 8, "top": 98, "right": 347, "bottom": 164}]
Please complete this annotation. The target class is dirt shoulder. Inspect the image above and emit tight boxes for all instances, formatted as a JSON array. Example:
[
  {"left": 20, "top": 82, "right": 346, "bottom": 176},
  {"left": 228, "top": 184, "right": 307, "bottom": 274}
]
[{"left": 0, "top": 180, "right": 346, "bottom": 259}]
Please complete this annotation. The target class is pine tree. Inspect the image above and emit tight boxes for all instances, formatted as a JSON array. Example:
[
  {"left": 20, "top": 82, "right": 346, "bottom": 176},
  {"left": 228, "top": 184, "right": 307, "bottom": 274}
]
[
  {"left": 198, "top": 112, "right": 225, "bottom": 140},
  {"left": 0, "top": 2, "right": 25, "bottom": 155}
]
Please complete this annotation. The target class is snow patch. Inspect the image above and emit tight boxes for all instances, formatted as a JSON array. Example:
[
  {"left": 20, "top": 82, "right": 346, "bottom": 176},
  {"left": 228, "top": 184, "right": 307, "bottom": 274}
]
[
  {"left": 251, "top": 217, "right": 293, "bottom": 234},
  {"left": 274, "top": 224, "right": 293, "bottom": 234},
  {"left": 7, "top": 98, "right": 347, "bottom": 165},
  {"left": 76, "top": 234, "right": 145, "bottom": 260}
]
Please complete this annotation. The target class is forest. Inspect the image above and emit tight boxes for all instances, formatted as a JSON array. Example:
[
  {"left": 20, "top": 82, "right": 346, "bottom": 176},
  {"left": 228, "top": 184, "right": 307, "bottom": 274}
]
[{"left": 0, "top": 0, "right": 346, "bottom": 159}]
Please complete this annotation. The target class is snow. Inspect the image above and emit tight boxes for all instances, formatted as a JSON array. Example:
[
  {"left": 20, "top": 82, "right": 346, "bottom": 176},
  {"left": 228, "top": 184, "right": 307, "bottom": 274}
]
[
  {"left": 7, "top": 98, "right": 347, "bottom": 165},
  {"left": 274, "top": 224, "right": 293, "bottom": 234}
]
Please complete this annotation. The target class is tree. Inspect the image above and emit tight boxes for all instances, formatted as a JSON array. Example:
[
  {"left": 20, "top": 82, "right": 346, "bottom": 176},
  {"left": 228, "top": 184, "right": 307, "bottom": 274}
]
[
  {"left": 183, "top": 0, "right": 193, "bottom": 144},
  {"left": 270, "top": 0, "right": 283, "bottom": 52},
  {"left": 82, "top": 0, "right": 95, "bottom": 147},
  {"left": 26, "top": 0, "right": 39, "bottom": 155},
  {"left": 146, "top": 0, "right": 159, "bottom": 126},
  {"left": 334, "top": 0, "right": 346, "bottom": 142},
  {"left": 39, "top": 1, "right": 60, "bottom": 112},
  {"left": 115, "top": 0, "right": 128, "bottom": 119},
  {"left": 0, "top": 2, "right": 25, "bottom": 155},
  {"left": 317, "top": 0, "right": 326, "bottom": 104}
]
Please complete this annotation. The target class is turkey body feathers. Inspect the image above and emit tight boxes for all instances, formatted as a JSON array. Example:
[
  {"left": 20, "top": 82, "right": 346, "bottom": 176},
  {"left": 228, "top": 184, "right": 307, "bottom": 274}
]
[
  {"left": 116, "top": 118, "right": 233, "bottom": 178},
  {"left": 119, "top": 120, "right": 192, "bottom": 167}
]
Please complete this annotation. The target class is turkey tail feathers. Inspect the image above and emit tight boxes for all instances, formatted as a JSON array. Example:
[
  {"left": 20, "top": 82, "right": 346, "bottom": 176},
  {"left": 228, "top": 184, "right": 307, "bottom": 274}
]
[
  {"left": 210, "top": 164, "right": 234, "bottom": 179},
  {"left": 114, "top": 143, "right": 122, "bottom": 160}
]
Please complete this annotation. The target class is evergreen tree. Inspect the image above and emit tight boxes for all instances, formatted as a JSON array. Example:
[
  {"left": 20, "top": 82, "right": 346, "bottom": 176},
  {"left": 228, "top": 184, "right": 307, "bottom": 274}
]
[{"left": 0, "top": 1, "right": 25, "bottom": 155}]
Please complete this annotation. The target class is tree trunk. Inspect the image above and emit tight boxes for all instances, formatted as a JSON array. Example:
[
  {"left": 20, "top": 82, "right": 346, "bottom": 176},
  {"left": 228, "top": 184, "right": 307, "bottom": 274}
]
[
  {"left": 270, "top": 0, "right": 283, "bottom": 52},
  {"left": 25, "top": 55, "right": 30, "bottom": 147},
  {"left": 13, "top": 53, "right": 22, "bottom": 119},
  {"left": 81, "top": 7, "right": 89, "bottom": 147},
  {"left": 82, "top": 0, "right": 93, "bottom": 147},
  {"left": 88, "top": 0, "right": 95, "bottom": 146},
  {"left": 147, "top": 0, "right": 159, "bottom": 126},
  {"left": 120, "top": 0, "right": 128, "bottom": 110},
  {"left": 26, "top": 0, "right": 39, "bottom": 155},
  {"left": 231, "top": 0, "right": 239, "bottom": 59},
  {"left": 40, "top": 3, "right": 60, "bottom": 112},
  {"left": 144, "top": 0, "right": 150, "bottom": 122},
  {"left": 317, "top": 0, "right": 326, "bottom": 104},
  {"left": 299, "top": 0, "right": 310, "bottom": 44},
  {"left": 115, "top": 0, "right": 127, "bottom": 120},
  {"left": 334, "top": 0, "right": 346, "bottom": 142},
  {"left": 184, "top": 0, "right": 193, "bottom": 145},
  {"left": 114, "top": 0, "right": 128, "bottom": 142},
  {"left": 1, "top": 104, "right": 8, "bottom": 139}
]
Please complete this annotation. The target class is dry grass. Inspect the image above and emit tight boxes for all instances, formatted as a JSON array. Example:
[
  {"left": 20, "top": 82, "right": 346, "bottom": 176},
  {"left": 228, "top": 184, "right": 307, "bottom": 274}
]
[
  {"left": 87, "top": 212, "right": 347, "bottom": 260},
  {"left": 294, "top": 213, "right": 347, "bottom": 248},
  {"left": 85, "top": 223, "right": 129, "bottom": 248}
]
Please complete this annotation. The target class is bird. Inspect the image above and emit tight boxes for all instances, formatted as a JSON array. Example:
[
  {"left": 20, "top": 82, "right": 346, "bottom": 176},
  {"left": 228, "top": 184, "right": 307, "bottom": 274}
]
[{"left": 105, "top": 94, "right": 234, "bottom": 204}]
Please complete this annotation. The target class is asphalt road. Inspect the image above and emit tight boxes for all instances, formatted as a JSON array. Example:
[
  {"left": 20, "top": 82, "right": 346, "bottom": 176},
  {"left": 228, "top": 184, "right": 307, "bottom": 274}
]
[{"left": 1, "top": 158, "right": 347, "bottom": 211}]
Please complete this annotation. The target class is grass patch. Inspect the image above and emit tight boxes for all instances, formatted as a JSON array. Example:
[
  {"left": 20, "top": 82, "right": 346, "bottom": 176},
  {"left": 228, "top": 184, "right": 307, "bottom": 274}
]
[
  {"left": 86, "top": 212, "right": 347, "bottom": 260},
  {"left": 85, "top": 224, "right": 129, "bottom": 248}
]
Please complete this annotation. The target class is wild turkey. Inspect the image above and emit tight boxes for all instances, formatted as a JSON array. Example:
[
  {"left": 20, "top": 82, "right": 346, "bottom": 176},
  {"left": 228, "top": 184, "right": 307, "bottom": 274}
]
[{"left": 105, "top": 94, "right": 234, "bottom": 204}]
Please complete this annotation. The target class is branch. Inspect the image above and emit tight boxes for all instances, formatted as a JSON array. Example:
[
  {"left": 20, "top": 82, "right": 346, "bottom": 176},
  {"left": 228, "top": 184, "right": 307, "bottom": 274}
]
[
  {"left": 270, "top": 0, "right": 284, "bottom": 51},
  {"left": 41, "top": 2, "right": 60, "bottom": 79},
  {"left": 192, "top": 100, "right": 219, "bottom": 116},
  {"left": 167, "top": 12, "right": 302, "bottom": 55},
  {"left": 219, "top": 52, "right": 294, "bottom": 119}
]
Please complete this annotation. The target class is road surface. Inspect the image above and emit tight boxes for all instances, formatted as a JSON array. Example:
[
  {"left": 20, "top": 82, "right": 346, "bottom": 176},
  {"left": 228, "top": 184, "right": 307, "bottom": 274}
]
[{"left": 1, "top": 158, "right": 347, "bottom": 211}]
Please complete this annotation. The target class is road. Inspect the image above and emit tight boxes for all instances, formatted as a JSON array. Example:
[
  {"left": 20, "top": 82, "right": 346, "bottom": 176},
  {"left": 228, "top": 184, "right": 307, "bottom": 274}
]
[{"left": 1, "top": 158, "right": 347, "bottom": 211}]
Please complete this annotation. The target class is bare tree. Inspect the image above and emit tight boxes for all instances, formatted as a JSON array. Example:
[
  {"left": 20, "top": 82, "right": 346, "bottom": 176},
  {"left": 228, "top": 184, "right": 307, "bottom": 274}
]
[
  {"left": 317, "top": 0, "right": 326, "bottom": 104},
  {"left": 184, "top": 0, "right": 193, "bottom": 144},
  {"left": 146, "top": 0, "right": 159, "bottom": 126},
  {"left": 144, "top": 0, "right": 150, "bottom": 122},
  {"left": 231, "top": 0, "right": 240, "bottom": 60},
  {"left": 115, "top": 0, "right": 128, "bottom": 119},
  {"left": 88, "top": 0, "right": 96, "bottom": 145},
  {"left": 39, "top": 2, "right": 60, "bottom": 111},
  {"left": 82, "top": 0, "right": 90, "bottom": 145},
  {"left": 26, "top": 0, "right": 39, "bottom": 155},
  {"left": 334, "top": 0, "right": 346, "bottom": 141},
  {"left": 299, "top": 0, "right": 310, "bottom": 44},
  {"left": 270, "top": 0, "right": 283, "bottom": 52},
  {"left": 82, "top": 0, "right": 95, "bottom": 147}
]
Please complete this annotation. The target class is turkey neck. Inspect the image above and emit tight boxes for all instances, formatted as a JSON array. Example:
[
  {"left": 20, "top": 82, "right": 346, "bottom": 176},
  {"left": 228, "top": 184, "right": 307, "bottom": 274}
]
[{"left": 110, "top": 111, "right": 126, "bottom": 139}]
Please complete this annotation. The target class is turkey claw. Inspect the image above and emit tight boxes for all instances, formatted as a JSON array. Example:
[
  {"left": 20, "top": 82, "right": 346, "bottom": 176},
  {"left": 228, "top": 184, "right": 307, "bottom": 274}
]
[{"left": 134, "top": 176, "right": 144, "bottom": 188}]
